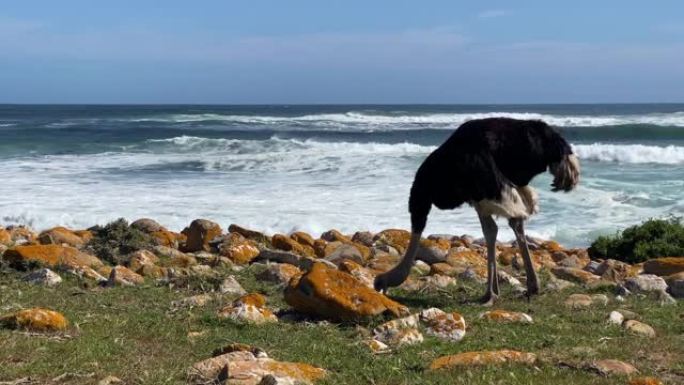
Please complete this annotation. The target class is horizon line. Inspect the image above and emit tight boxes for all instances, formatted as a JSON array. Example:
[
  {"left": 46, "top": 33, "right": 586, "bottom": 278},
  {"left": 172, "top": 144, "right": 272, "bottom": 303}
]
[{"left": 2, "top": 102, "right": 684, "bottom": 107}]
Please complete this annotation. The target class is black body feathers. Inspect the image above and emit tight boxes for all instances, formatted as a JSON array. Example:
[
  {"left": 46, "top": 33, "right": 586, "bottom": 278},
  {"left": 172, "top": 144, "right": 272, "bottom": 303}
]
[{"left": 408, "top": 118, "right": 574, "bottom": 233}]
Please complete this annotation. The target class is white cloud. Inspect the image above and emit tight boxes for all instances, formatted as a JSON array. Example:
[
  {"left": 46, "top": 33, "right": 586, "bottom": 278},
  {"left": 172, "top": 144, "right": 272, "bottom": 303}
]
[
  {"left": 654, "top": 23, "right": 684, "bottom": 34},
  {"left": 477, "top": 9, "right": 508, "bottom": 19}
]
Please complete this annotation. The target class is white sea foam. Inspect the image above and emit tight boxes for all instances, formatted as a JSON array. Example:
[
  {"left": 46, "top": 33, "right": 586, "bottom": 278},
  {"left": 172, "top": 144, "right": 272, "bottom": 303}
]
[
  {"left": 573, "top": 143, "right": 684, "bottom": 164},
  {"left": 1, "top": 136, "right": 681, "bottom": 246},
  {"left": 147, "top": 135, "right": 432, "bottom": 154},
  {"left": 148, "top": 136, "right": 684, "bottom": 165},
  {"left": 125, "top": 111, "right": 684, "bottom": 128}
]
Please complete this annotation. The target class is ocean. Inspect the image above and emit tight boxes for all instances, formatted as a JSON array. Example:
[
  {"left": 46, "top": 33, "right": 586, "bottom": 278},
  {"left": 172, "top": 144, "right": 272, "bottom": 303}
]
[{"left": 1, "top": 104, "right": 683, "bottom": 247}]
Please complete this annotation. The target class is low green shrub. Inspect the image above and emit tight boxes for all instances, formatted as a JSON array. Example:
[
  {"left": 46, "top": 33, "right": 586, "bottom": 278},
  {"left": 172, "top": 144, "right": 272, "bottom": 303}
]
[
  {"left": 87, "top": 218, "right": 152, "bottom": 265},
  {"left": 588, "top": 217, "right": 684, "bottom": 263}
]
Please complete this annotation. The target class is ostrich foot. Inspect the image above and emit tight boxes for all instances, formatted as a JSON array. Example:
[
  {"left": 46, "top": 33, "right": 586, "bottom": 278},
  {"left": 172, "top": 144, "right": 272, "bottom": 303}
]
[{"left": 478, "top": 292, "right": 498, "bottom": 307}]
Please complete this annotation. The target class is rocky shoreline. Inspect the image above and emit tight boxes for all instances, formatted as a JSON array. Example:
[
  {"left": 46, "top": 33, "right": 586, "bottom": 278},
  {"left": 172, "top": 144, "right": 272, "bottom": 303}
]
[{"left": 1, "top": 217, "right": 683, "bottom": 385}]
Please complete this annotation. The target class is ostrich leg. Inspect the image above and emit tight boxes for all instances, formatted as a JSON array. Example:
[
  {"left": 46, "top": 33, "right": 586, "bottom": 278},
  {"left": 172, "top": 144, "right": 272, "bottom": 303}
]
[
  {"left": 508, "top": 218, "right": 540, "bottom": 295},
  {"left": 374, "top": 232, "right": 422, "bottom": 293},
  {"left": 478, "top": 212, "right": 499, "bottom": 305}
]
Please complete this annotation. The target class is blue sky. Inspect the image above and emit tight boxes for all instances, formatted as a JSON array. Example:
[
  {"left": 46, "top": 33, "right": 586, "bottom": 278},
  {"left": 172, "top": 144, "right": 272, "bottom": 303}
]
[{"left": 1, "top": 1, "right": 683, "bottom": 104}]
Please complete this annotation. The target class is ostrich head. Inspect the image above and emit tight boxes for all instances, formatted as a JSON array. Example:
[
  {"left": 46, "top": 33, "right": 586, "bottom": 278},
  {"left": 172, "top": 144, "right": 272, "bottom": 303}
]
[{"left": 549, "top": 154, "right": 580, "bottom": 192}]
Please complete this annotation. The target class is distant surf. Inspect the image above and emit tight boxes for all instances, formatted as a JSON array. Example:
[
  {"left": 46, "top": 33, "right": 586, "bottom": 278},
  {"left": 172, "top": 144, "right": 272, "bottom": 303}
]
[{"left": 122, "top": 111, "right": 684, "bottom": 128}]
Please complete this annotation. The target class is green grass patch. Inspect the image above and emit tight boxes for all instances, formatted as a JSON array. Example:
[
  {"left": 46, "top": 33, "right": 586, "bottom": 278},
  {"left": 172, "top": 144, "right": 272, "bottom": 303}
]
[{"left": 1, "top": 268, "right": 682, "bottom": 385}]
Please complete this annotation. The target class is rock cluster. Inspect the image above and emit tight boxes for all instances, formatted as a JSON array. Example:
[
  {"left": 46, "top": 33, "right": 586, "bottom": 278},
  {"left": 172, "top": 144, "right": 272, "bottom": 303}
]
[{"left": 0, "top": 219, "right": 681, "bottom": 384}]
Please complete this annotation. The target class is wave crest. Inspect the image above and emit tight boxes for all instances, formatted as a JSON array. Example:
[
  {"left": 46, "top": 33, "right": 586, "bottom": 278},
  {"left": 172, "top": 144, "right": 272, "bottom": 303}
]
[
  {"left": 149, "top": 136, "right": 684, "bottom": 165},
  {"left": 126, "top": 111, "right": 684, "bottom": 128},
  {"left": 573, "top": 143, "right": 684, "bottom": 164}
]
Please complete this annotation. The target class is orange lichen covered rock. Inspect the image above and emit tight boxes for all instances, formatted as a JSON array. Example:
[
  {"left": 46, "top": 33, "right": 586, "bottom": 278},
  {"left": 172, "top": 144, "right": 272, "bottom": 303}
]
[
  {"left": 338, "top": 260, "right": 375, "bottom": 288},
  {"left": 188, "top": 350, "right": 326, "bottom": 385},
  {"left": 497, "top": 248, "right": 518, "bottom": 266},
  {"left": 73, "top": 230, "right": 93, "bottom": 243},
  {"left": 420, "top": 308, "right": 466, "bottom": 342},
  {"left": 218, "top": 293, "right": 277, "bottom": 324},
  {"left": 38, "top": 227, "right": 87, "bottom": 248},
  {"left": 564, "top": 293, "right": 608, "bottom": 309},
  {"left": 226, "top": 303, "right": 276, "bottom": 324},
  {"left": 66, "top": 265, "right": 107, "bottom": 282},
  {"left": 257, "top": 263, "right": 301, "bottom": 285},
  {"left": 313, "top": 239, "right": 328, "bottom": 258},
  {"left": 136, "top": 264, "right": 168, "bottom": 279},
  {"left": 228, "top": 224, "right": 270, "bottom": 243},
  {"left": 629, "top": 377, "right": 664, "bottom": 385},
  {"left": 237, "top": 293, "right": 267, "bottom": 308},
  {"left": 222, "top": 242, "right": 260, "bottom": 265},
  {"left": 169, "top": 254, "right": 198, "bottom": 268},
  {"left": 261, "top": 361, "right": 327, "bottom": 383},
  {"left": 318, "top": 240, "right": 369, "bottom": 260},
  {"left": 98, "top": 265, "right": 145, "bottom": 286},
  {"left": 430, "top": 262, "right": 459, "bottom": 276},
  {"left": 480, "top": 310, "right": 533, "bottom": 323},
  {"left": 320, "top": 229, "right": 351, "bottom": 243},
  {"left": 127, "top": 249, "right": 159, "bottom": 271},
  {"left": 595, "top": 259, "right": 634, "bottom": 282},
  {"left": 181, "top": 219, "right": 222, "bottom": 252},
  {"left": 6, "top": 226, "right": 38, "bottom": 244},
  {"left": 430, "top": 350, "right": 537, "bottom": 369},
  {"left": 532, "top": 250, "right": 558, "bottom": 269},
  {"left": 421, "top": 237, "right": 451, "bottom": 251},
  {"left": 373, "top": 229, "right": 411, "bottom": 253},
  {"left": 643, "top": 257, "right": 684, "bottom": 276},
  {"left": 0, "top": 227, "right": 11, "bottom": 246},
  {"left": 623, "top": 320, "right": 656, "bottom": 337},
  {"left": 542, "top": 240, "right": 564, "bottom": 252},
  {"left": 590, "top": 359, "right": 638, "bottom": 376},
  {"left": 446, "top": 249, "right": 485, "bottom": 268},
  {"left": 272, "top": 234, "right": 315, "bottom": 257},
  {"left": 291, "top": 231, "right": 315, "bottom": 248},
  {"left": 131, "top": 218, "right": 165, "bottom": 233},
  {"left": 348, "top": 242, "right": 371, "bottom": 261},
  {"left": 551, "top": 266, "right": 600, "bottom": 285},
  {"left": 367, "top": 252, "right": 400, "bottom": 274},
  {"left": 3, "top": 244, "right": 103, "bottom": 269},
  {"left": 363, "top": 339, "right": 391, "bottom": 354},
  {"left": 351, "top": 231, "right": 374, "bottom": 247},
  {"left": 151, "top": 230, "right": 184, "bottom": 248},
  {"left": 284, "top": 262, "right": 409, "bottom": 321},
  {"left": 0, "top": 308, "right": 68, "bottom": 331}
]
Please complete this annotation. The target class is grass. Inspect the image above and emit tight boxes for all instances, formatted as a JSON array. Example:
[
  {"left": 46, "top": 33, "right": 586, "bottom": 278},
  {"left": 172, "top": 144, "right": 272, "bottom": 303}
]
[{"left": 1, "top": 264, "right": 683, "bottom": 385}]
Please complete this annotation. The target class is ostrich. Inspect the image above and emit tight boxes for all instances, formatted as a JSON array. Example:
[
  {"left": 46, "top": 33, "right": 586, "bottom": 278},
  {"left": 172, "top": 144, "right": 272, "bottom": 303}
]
[{"left": 374, "top": 117, "right": 580, "bottom": 304}]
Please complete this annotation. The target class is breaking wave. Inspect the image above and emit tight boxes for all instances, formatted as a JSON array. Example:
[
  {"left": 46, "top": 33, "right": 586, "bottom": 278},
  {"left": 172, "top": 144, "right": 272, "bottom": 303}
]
[
  {"left": 145, "top": 135, "right": 432, "bottom": 155},
  {"left": 148, "top": 136, "right": 684, "bottom": 165},
  {"left": 125, "top": 111, "right": 684, "bottom": 128},
  {"left": 573, "top": 143, "right": 684, "bottom": 164}
]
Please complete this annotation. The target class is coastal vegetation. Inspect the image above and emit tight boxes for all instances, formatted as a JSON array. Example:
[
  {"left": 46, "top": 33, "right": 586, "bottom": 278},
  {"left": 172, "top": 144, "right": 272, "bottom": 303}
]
[
  {"left": 589, "top": 218, "right": 684, "bottom": 263},
  {"left": 87, "top": 218, "right": 152, "bottom": 265}
]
